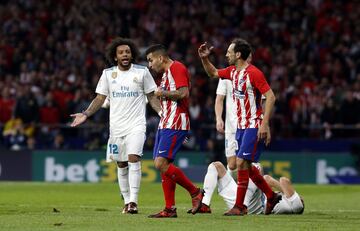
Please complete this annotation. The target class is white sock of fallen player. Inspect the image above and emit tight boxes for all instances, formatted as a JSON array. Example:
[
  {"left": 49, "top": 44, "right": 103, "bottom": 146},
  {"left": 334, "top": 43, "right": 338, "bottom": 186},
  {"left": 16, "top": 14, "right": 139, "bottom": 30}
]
[{"left": 202, "top": 163, "right": 218, "bottom": 206}]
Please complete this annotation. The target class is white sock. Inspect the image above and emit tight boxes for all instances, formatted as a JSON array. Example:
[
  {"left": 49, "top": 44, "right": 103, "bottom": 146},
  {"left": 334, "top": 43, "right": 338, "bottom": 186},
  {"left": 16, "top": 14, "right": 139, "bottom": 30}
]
[
  {"left": 117, "top": 166, "right": 130, "bottom": 204},
  {"left": 227, "top": 165, "right": 237, "bottom": 180},
  {"left": 202, "top": 163, "right": 218, "bottom": 206},
  {"left": 128, "top": 162, "right": 141, "bottom": 204}
]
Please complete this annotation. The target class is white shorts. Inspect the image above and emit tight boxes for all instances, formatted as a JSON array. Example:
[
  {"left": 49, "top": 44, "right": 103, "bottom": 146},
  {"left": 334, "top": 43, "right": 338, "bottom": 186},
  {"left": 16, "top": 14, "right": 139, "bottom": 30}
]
[
  {"left": 106, "top": 132, "right": 146, "bottom": 162},
  {"left": 225, "top": 132, "right": 237, "bottom": 158},
  {"left": 218, "top": 172, "right": 237, "bottom": 209},
  {"left": 272, "top": 192, "right": 304, "bottom": 214}
]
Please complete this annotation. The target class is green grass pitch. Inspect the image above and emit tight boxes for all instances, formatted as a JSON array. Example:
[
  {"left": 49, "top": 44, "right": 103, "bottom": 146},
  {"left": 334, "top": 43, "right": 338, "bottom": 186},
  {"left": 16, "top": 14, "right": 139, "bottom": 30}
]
[{"left": 1, "top": 182, "right": 360, "bottom": 231}]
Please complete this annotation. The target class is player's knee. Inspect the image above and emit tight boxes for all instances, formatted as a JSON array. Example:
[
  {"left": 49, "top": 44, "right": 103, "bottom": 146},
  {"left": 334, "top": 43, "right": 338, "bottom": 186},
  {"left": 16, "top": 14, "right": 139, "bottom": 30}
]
[
  {"left": 154, "top": 161, "right": 163, "bottom": 171},
  {"left": 117, "top": 162, "right": 128, "bottom": 168},
  {"left": 211, "top": 161, "right": 226, "bottom": 176},
  {"left": 128, "top": 154, "right": 140, "bottom": 163},
  {"left": 212, "top": 161, "right": 222, "bottom": 168},
  {"left": 227, "top": 162, "right": 236, "bottom": 171},
  {"left": 280, "top": 177, "right": 291, "bottom": 185},
  {"left": 154, "top": 159, "right": 168, "bottom": 172},
  {"left": 236, "top": 159, "right": 249, "bottom": 170}
]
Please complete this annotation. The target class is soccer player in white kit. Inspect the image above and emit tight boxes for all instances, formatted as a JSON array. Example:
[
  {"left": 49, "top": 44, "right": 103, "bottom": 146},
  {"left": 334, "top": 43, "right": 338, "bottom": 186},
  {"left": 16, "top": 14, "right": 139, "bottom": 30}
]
[
  {"left": 190, "top": 161, "right": 264, "bottom": 214},
  {"left": 70, "top": 37, "right": 161, "bottom": 214},
  {"left": 192, "top": 162, "right": 304, "bottom": 215},
  {"left": 215, "top": 79, "right": 238, "bottom": 174}
]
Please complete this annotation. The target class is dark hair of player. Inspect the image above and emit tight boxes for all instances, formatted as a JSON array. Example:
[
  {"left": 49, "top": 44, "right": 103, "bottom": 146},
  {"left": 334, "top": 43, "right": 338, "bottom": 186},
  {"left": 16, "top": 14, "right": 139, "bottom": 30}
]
[
  {"left": 232, "top": 38, "right": 252, "bottom": 61},
  {"left": 105, "top": 37, "right": 139, "bottom": 66},
  {"left": 145, "top": 44, "right": 168, "bottom": 57}
]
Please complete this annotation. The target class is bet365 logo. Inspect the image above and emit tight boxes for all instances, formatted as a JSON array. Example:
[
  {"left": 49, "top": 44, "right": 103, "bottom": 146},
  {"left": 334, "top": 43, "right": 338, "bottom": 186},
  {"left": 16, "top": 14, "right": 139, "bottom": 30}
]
[{"left": 316, "top": 160, "right": 358, "bottom": 184}]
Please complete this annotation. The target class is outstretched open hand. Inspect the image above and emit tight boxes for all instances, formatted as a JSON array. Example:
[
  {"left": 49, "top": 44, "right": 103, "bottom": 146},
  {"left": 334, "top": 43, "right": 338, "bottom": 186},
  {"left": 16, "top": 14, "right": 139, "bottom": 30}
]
[{"left": 70, "top": 113, "right": 87, "bottom": 127}]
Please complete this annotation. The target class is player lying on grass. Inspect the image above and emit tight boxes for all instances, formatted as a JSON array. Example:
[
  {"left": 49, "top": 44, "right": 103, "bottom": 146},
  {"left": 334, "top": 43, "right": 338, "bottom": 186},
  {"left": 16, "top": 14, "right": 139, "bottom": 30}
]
[{"left": 189, "top": 162, "right": 304, "bottom": 215}]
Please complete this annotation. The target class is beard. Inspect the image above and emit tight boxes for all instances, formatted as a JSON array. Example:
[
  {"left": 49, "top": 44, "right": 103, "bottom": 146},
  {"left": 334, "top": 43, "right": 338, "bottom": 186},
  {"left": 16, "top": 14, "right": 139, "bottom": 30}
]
[
  {"left": 118, "top": 59, "right": 131, "bottom": 69},
  {"left": 227, "top": 58, "right": 235, "bottom": 65}
]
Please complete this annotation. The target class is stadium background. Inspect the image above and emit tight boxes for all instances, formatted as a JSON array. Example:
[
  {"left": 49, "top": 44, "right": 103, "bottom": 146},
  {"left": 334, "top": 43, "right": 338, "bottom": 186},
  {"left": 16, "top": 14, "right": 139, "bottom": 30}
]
[{"left": 0, "top": 0, "right": 359, "bottom": 184}]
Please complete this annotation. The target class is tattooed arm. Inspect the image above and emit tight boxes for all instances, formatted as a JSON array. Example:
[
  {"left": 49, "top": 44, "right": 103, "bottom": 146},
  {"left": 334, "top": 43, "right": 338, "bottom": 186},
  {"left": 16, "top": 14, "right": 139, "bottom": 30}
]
[
  {"left": 70, "top": 94, "right": 107, "bottom": 127},
  {"left": 154, "top": 86, "right": 189, "bottom": 101}
]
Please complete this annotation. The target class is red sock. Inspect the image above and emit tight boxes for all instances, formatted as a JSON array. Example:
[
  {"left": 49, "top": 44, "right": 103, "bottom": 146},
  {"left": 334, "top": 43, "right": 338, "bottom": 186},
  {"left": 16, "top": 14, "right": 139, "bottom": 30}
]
[
  {"left": 235, "top": 169, "right": 249, "bottom": 207},
  {"left": 165, "top": 164, "right": 198, "bottom": 196},
  {"left": 161, "top": 173, "right": 176, "bottom": 209},
  {"left": 249, "top": 165, "right": 274, "bottom": 199}
]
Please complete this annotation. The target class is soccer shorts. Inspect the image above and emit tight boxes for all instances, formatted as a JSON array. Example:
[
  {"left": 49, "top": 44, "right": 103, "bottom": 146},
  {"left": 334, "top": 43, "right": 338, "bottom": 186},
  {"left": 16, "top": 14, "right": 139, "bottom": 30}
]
[
  {"left": 235, "top": 128, "right": 264, "bottom": 162},
  {"left": 106, "top": 131, "right": 146, "bottom": 163},
  {"left": 272, "top": 192, "right": 304, "bottom": 214},
  {"left": 218, "top": 172, "right": 237, "bottom": 210},
  {"left": 225, "top": 132, "right": 237, "bottom": 158},
  {"left": 153, "top": 129, "right": 188, "bottom": 160}
]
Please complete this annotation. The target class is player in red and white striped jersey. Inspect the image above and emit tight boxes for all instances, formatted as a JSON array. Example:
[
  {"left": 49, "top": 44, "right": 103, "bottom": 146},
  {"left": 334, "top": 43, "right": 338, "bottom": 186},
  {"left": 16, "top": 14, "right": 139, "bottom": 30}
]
[
  {"left": 157, "top": 60, "right": 190, "bottom": 131},
  {"left": 146, "top": 44, "right": 203, "bottom": 218},
  {"left": 198, "top": 38, "right": 281, "bottom": 216}
]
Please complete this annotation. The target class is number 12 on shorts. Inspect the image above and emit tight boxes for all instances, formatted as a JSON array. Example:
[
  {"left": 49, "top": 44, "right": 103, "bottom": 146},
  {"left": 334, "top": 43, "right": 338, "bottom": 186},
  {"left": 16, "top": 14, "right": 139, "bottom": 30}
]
[{"left": 109, "top": 144, "right": 119, "bottom": 154}]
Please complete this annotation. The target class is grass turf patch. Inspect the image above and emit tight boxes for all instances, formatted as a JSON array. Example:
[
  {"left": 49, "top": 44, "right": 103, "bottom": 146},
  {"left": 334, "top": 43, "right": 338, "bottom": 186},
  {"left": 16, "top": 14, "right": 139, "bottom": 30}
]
[{"left": 0, "top": 182, "right": 359, "bottom": 231}]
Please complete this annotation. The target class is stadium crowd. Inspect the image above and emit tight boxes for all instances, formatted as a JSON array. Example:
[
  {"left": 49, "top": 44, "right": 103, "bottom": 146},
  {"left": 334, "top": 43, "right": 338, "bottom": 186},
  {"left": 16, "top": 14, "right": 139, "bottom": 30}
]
[{"left": 0, "top": 0, "right": 359, "bottom": 151}]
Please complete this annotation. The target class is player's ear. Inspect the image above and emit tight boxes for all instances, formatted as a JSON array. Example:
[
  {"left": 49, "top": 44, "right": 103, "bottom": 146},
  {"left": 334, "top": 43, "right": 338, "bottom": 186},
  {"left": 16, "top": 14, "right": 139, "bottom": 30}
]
[{"left": 235, "top": 51, "right": 241, "bottom": 59}]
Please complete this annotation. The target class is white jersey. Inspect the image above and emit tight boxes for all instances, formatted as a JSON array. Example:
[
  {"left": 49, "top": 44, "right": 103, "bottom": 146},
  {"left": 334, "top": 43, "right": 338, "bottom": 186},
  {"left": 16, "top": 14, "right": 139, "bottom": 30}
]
[
  {"left": 216, "top": 78, "right": 237, "bottom": 133},
  {"left": 96, "top": 64, "right": 157, "bottom": 137},
  {"left": 218, "top": 172, "right": 264, "bottom": 214},
  {"left": 271, "top": 192, "right": 304, "bottom": 214}
]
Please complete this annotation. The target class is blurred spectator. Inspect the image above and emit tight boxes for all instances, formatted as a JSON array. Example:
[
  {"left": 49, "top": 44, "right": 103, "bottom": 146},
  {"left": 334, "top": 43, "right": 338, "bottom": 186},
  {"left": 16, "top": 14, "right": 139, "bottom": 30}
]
[
  {"left": 0, "top": 86, "right": 15, "bottom": 123},
  {"left": 2, "top": 118, "right": 27, "bottom": 150},
  {"left": 339, "top": 91, "right": 360, "bottom": 125},
  {"left": 14, "top": 86, "right": 39, "bottom": 124},
  {"left": 39, "top": 92, "right": 60, "bottom": 124},
  {"left": 49, "top": 132, "right": 69, "bottom": 150}
]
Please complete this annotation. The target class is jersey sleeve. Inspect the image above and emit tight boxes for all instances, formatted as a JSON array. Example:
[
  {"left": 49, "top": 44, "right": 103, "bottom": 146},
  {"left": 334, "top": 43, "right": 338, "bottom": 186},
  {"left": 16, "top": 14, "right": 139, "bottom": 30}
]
[
  {"left": 170, "top": 62, "right": 190, "bottom": 89},
  {"left": 251, "top": 69, "right": 270, "bottom": 94},
  {"left": 95, "top": 70, "right": 109, "bottom": 96},
  {"left": 143, "top": 67, "right": 157, "bottom": 94},
  {"left": 216, "top": 78, "right": 227, "bottom": 95},
  {"left": 217, "top": 66, "right": 233, "bottom": 80}
]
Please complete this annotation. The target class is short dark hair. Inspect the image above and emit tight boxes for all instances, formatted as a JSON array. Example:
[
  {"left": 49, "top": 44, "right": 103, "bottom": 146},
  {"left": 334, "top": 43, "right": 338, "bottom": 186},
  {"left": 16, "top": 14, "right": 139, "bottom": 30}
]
[
  {"left": 105, "top": 37, "right": 139, "bottom": 66},
  {"left": 145, "top": 44, "right": 168, "bottom": 57},
  {"left": 232, "top": 38, "right": 252, "bottom": 60}
]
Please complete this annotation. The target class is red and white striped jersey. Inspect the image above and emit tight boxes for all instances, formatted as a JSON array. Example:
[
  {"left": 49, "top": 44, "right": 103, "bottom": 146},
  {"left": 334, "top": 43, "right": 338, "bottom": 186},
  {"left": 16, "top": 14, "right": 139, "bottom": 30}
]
[
  {"left": 158, "top": 61, "right": 190, "bottom": 130},
  {"left": 218, "top": 64, "right": 270, "bottom": 129}
]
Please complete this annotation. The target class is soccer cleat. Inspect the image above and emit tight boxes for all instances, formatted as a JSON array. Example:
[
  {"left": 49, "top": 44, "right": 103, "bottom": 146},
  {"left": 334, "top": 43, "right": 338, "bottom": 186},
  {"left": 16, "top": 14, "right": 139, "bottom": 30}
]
[
  {"left": 148, "top": 207, "right": 177, "bottom": 218},
  {"left": 122, "top": 203, "right": 129, "bottom": 214},
  {"left": 265, "top": 192, "right": 282, "bottom": 215},
  {"left": 190, "top": 188, "right": 205, "bottom": 214},
  {"left": 127, "top": 202, "right": 138, "bottom": 214},
  {"left": 187, "top": 203, "right": 211, "bottom": 214},
  {"left": 223, "top": 205, "right": 248, "bottom": 216}
]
